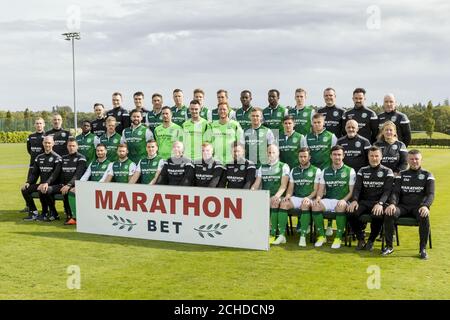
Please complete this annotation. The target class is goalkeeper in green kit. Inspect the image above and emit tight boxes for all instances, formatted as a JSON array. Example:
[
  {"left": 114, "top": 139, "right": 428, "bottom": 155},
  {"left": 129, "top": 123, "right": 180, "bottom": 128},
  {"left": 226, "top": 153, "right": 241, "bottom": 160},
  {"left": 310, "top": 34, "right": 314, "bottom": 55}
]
[
  {"left": 280, "top": 147, "right": 321, "bottom": 247},
  {"left": 311, "top": 145, "right": 356, "bottom": 249},
  {"left": 251, "top": 144, "right": 290, "bottom": 245}
]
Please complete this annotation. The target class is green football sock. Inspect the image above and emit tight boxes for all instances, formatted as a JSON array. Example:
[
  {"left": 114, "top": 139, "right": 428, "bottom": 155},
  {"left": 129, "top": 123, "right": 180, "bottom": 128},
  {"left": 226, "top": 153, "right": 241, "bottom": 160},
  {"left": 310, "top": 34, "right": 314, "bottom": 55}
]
[
  {"left": 278, "top": 209, "right": 288, "bottom": 236},
  {"left": 335, "top": 213, "right": 347, "bottom": 240},
  {"left": 299, "top": 210, "right": 311, "bottom": 237},
  {"left": 270, "top": 208, "right": 278, "bottom": 236},
  {"left": 68, "top": 192, "right": 77, "bottom": 219},
  {"left": 312, "top": 212, "right": 325, "bottom": 237}
]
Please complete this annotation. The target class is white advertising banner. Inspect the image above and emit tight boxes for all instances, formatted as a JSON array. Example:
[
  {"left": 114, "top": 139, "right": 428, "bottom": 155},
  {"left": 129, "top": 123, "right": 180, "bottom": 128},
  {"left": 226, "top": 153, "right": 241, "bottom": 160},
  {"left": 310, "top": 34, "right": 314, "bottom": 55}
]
[{"left": 76, "top": 181, "right": 270, "bottom": 251}]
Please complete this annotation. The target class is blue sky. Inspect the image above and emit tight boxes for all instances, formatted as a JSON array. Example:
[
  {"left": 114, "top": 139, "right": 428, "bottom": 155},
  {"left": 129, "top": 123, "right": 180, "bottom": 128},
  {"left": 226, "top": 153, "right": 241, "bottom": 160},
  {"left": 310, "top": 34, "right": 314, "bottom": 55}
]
[{"left": 0, "top": 0, "right": 449, "bottom": 112}]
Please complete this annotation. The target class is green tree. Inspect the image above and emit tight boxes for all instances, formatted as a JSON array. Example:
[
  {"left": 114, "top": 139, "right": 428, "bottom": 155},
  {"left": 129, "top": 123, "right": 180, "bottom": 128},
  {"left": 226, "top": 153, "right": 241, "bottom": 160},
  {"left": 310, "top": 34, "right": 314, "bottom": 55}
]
[{"left": 423, "top": 101, "right": 435, "bottom": 139}]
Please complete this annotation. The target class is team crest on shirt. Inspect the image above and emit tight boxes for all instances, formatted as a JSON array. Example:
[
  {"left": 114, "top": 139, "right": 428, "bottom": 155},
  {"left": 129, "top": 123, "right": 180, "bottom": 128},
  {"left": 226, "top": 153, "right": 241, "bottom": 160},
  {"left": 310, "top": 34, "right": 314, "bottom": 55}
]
[
  {"left": 208, "top": 163, "right": 213, "bottom": 169},
  {"left": 323, "top": 136, "right": 329, "bottom": 142},
  {"left": 391, "top": 116, "right": 397, "bottom": 122},
  {"left": 362, "top": 113, "right": 367, "bottom": 119},
  {"left": 118, "top": 111, "right": 122, "bottom": 116},
  {"left": 277, "top": 112, "right": 281, "bottom": 117},
  {"left": 303, "top": 112, "right": 308, "bottom": 117},
  {"left": 292, "top": 137, "right": 298, "bottom": 143},
  {"left": 341, "top": 172, "right": 347, "bottom": 178},
  {"left": 181, "top": 111, "right": 186, "bottom": 116},
  {"left": 113, "top": 139, "right": 119, "bottom": 144},
  {"left": 333, "top": 111, "right": 339, "bottom": 117},
  {"left": 102, "top": 164, "right": 107, "bottom": 169},
  {"left": 87, "top": 138, "right": 92, "bottom": 143},
  {"left": 138, "top": 131, "right": 143, "bottom": 136},
  {"left": 240, "top": 165, "right": 245, "bottom": 171},
  {"left": 355, "top": 141, "right": 361, "bottom": 148},
  {"left": 61, "top": 132, "right": 66, "bottom": 137},
  {"left": 392, "top": 144, "right": 398, "bottom": 150},
  {"left": 203, "top": 167, "right": 207, "bottom": 171},
  {"left": 418, "top": 174, "right": 425, "bottom": 180},
  {"left": 308, "top": 171, "right": 314, "bottom": 177},
  {"left": 49, "top": 157, "right": 54, "bottom": 162},
  {"left": 377, "top": 171, "right": 384, "bottom": 178}
]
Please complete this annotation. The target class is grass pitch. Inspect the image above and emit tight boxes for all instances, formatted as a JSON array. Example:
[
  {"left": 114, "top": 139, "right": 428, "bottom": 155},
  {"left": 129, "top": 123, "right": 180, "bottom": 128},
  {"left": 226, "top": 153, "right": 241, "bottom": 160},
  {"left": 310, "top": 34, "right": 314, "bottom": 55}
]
[{"left": 1, "top": 144, "right": 450, "bottom": 299}]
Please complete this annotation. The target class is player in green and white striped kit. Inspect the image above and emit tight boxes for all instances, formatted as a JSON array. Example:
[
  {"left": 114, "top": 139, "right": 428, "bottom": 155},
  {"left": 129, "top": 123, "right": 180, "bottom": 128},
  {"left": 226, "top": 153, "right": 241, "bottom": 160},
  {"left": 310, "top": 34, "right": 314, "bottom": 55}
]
[
  {"left": 105, "top": 144, "right": 137, "bottom": 183},
  {"left": 252, "top": 144, "right": 290, "bottom": 245},
  {"left": 280, "top": 147, "right": 321, "bottom": 247},
  {"left": 129, "top": 140, "right": 164, "bottom": 184},
  {"left": 312, "top": 145, "right": 356, "bottom": 249},
  {"left": 121, "top": 109, "right": 154, "bottom": 164},
  {"left": 154, "top": 107, "right": 183, "bottom": 160}
]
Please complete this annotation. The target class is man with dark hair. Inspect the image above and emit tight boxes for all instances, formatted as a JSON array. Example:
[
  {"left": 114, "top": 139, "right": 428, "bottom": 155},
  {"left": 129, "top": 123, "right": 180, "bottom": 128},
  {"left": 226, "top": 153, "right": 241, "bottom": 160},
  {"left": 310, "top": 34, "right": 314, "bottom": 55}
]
[
  {"left": 106, "top": 92, "right": 130, "bottom": 134},
  {"left": 378, "top": 94, "right": 411, "bottom": 147},
  {"left": 311, "top": 145, "right": 356, "bottom": 249},
  {"left": 317, "top": 88, "right": 345, "bottom": 138},
  {"left": 146, "top": 93, "right": 164, "bottom": 134},
  {"left": 219, "top": 143, "right": 256, "bottom": 189},
  {"left": 193, "top": 143, "right": 224, "bottom": 187},
  {"left": 342, "top": 88, "right": 379, "bottom": 143},
  {"left": 105, "top": 144, "right": 137, "bottom": 183},
  {"left": 278, "top": 115, "right": 303, "bottom": 169},
  {"left": 80, "top": 143, "right": 113, "bottom": 183},
  {"left": 120, "top": 109, "right": 154, "bottom": 164},
  {"left": 21, "top": 135, "right": 61, "bottom": 221},
  {"left": 384, "top": 150, "right": 435, "bottom": 259},
  {"left": 154, "top": 106, "right": 182, "bottom": 159},
  {"left": 337, "top": 119, "right": 371, "bottom": 173},
  {"left": 192, "top": 88, "right": 211, "bottom": 121},
  {"left": 76, "top": 120, "right": 96, "bottom": 165},
  {"left": 347, "top": 146, "right": 394, "bottom": 251},
  {"left": 171, "top": 89, "right": 188, "bottom": 126},
  {"left": 44, "top": 137, "right": 87, "bottom": 224},
  {"left": 91, "top": 103, "right": 106, "bottom": 137},
  {"left": 182, "top": 99, "right": 210, "bottom": 162},
  {"left": 129, "top": 140, "right": 164, "bottom": 185},
  {"left": 263, "top": 89, "right": 287, "bottom": 134},
  {"left": 45, "top": 113, "right": 71, "bottom": 157},
  {"left": 211, "top": 89, "right": 236, "bottom": 121},
  {"left": 156, "top": 141, "right": 194, "bottom": 186},
  {"left": 235, "top": 90, "right": 253, "bottom": 131},
  {"left": 288, "top": 88, "right": 315, "bottom": 136},
  {"left": 132, "top": 91, "right": 150, "bottom": 122}
]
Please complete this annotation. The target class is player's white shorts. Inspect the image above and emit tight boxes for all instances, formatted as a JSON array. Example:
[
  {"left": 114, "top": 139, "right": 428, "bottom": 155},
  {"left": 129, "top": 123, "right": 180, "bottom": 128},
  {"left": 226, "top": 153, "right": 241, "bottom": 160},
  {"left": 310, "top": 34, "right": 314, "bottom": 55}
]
[
  {"left": 290, "top": 196, "right": 305, "bottom": 208},
  {"left": 320, "top": 199, "right": 346, "bottom": 212}
]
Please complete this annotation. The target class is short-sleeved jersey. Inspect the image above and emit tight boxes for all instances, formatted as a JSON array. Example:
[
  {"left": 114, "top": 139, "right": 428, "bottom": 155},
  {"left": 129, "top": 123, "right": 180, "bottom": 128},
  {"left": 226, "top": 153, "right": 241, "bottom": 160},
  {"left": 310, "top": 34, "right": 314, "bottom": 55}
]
[
  {"left": 211, "top": 108, "right": 236, "bottom": 122},
  {"left": 171, "top": 105, "right": 188, "bottom": 127},
  {"left": 301, "top": 129, "right": 337, "bottom": 170},
  {"left": 181, "top": 118, "right": 210, "bottom": 161},
  {"left": 112, "top": 158, "right": 136, "bottom": 183},
  {"left": 99, "top": 132, "right": 122, "bottom": 162},
  {"left": 187, "top": 107, "right": 211, "bottom": 122},
  {"left": 277, "top": 131, "right": 303, "bottom": 169},
  {"left": 289, "top": 164, "right": 321, "bottom": 198},
  {"left": 288, "top": 105, "right": 314, "bottom": 136},
  {"left": 319, "top": 164, "right": 356, "bottom": 200},
  {"left": 81, "top": 159, "right": 112, "bottom": 182},
  {"left": 154, "top": 123, "right": 183, "bottom": 159},
  {"left": 243, "top": 125, "right": 275, "bottom": 166},
  {"left": 194, "top": 158, "right": 225, "bottom": 187},
  {"left": 136, "top": 155, "right": 164, "bottom": 184},
  {"left": 205, "top": 120, "right": 243, "bottom": 164},
  {"left": 220, "top": 159, "right": 256, "bottom": 189},
  {"left": 256, "top": 161, "right": 290, "bottom": 196},
  {"left": 76, "top": 132, "right": 96, "bottom": 165},
  {"left": 121, "top": 124, "right": 154, "bottom": 164},
  {"left": 235, "top": 106, "right": 253, "bottom": 131},
  {"left": 263, "top": 105, "right": 287, "bottom": 134}
]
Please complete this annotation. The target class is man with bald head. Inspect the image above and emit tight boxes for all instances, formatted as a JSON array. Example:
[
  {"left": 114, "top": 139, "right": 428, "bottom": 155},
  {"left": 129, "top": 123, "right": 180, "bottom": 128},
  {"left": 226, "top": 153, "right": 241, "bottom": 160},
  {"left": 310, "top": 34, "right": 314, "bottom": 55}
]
[
  {"left": 45, "top": 113, "right": 71, "bottom": 157},
  {"left": 377, "top": 94, "right": 411, "bottom": 147},
  {"left": 337, "top": 119, "right": 371, "bottom": 173}
]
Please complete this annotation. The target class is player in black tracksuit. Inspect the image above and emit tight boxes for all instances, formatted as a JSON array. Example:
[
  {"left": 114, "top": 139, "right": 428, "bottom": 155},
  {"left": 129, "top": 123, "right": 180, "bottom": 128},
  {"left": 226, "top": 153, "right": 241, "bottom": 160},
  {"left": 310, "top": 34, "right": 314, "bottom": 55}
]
[
  {"left": 156, "top": 141, "right": 194, "bottom": 186},
  {"left": 347, "top": 146, "right": 394, "bottom": 251},
  {"left": 337, "top": 119, "right": 371, "bottom": 173},
  {"left": 374, "top": 140, "right": 408, "bottom": 175},
  {"left": 21, "top": 136, "right": 62, "bottom": 221},
  {"left": 45, "top": 123, "right": 71, "bottom": 157},
  {"left": 378, "top": 94, "right": 412, "bottom": 147},
  {"left": 194, "top": 143, "right": 224, "bottom": 187},
  {"left": 44, "top": 138, "right": 87, "bottom": 221},
  {"left": 384, "top": 150, "right": 435, "bottom": 259},
  {"left": 218, "top": 143, "right": 256, "bottom": 189},
  {"left": 106, "top": 93, "right": 130, "bottom": 134}
]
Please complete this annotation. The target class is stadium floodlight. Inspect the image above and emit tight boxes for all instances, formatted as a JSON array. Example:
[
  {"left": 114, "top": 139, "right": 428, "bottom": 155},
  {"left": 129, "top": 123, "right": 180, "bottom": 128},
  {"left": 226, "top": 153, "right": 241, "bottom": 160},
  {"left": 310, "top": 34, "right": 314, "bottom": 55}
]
[{"left": 62, "top": 32, "right": 81, "bottom": 133}]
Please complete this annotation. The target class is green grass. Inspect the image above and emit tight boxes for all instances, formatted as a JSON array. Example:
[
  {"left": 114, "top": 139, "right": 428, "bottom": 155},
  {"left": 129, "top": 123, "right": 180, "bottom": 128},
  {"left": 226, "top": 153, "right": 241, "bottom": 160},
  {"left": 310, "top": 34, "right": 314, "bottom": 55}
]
[
  {"left": 1, "top": 144, "right": 450, "bottom": 299},
  {"left": 412, "top": 131, "right": 450, "bottom": 139}
]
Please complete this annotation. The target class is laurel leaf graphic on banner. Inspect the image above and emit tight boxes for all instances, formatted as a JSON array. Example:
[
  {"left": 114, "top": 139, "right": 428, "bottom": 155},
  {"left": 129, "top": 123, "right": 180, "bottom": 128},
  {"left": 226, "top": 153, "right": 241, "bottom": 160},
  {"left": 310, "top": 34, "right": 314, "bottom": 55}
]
[
  {"left": 108, "top": 216, "right": 136, "bottom": 231},
  {"left": 107, "top": 215, "right": 114, "bottom": 220},
  {"left": 194, "top": 223, "right": 228, "bottom": 238},
  {"left": 207, "top": 224, "right": 213, "bottom": 230},
  {"left": 208, "top": 233, "right": 214, "bottom": 238},
  {"left": 220, "top": 225, "right": 228, "bottom": 229}
]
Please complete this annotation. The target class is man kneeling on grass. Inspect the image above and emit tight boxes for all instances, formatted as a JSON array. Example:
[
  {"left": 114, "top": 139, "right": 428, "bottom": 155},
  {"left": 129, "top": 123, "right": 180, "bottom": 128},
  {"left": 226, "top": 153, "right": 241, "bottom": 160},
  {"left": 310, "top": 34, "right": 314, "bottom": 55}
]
[{"left": 311, "top": 145, "right": 356, "bottom": 249}]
